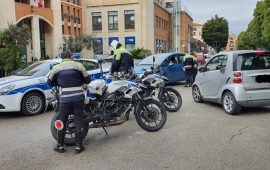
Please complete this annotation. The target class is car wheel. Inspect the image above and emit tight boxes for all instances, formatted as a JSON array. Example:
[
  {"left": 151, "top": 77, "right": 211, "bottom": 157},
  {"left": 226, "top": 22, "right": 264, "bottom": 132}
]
[
  {"left": 222, "top": 91, "right": 241, "bottom": 115},
  {"left": 21, "top": 92, "right": 45, "bottom": 116},
  {"left": 192, "top": 85, "right": 203, "bottom": 103}
]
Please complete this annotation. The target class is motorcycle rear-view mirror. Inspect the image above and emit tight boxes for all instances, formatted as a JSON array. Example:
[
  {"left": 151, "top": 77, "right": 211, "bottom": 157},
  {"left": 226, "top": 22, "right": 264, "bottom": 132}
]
[
  {"left": 169, "top": 63, "right": 175, "bottom": 67},
  {"left": 50, "top": 63, "right": 58, "bottom": 70}
]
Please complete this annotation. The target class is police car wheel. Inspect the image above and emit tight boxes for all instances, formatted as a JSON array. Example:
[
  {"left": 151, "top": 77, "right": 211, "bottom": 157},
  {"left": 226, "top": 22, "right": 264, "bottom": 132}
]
[{"left": 21, "top": 92, "right": 45, "bottom": 116}]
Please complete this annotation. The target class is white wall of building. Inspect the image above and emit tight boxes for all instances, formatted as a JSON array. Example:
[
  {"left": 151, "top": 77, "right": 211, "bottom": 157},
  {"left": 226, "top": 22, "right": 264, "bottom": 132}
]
[
  {"left": 0, "top": 1, "right": 16, "bottom": 29},
  {"left": 51, "top": 0, "right": 63, "bottom": 58},
  {"left": 84, "top": 3, "right": 141, "bottom": 54}
]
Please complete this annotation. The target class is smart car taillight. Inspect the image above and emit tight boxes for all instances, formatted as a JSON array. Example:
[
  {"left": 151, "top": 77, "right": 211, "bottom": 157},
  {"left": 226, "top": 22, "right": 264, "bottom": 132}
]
[
  {"left": 233, "top": 72, "right": 242, "bottom": 84},
  {"left": 233, "top": 78, "right": 242, "bottom": 84},
  {"left": 233, "top": 72, "right": 242, "bottom": 77}
]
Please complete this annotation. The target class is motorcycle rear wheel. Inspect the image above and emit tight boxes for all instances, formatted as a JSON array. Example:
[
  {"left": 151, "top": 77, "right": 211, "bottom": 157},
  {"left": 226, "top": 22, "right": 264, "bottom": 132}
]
[
  {"left": 135, "top": 99, "right": 167, "bottom": 132},
  {"left": 51, "top": 112, "right": 89, "bottom": 146}
]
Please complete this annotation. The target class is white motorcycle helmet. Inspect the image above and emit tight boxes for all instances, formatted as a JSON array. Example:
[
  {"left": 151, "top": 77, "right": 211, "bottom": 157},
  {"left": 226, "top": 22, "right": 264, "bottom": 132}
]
[
  {"left": 109, "top": 40, "right": 119, "bottom": 55},
  {"left": 88, "top": 79, "right": 106, "bottom": 96}
]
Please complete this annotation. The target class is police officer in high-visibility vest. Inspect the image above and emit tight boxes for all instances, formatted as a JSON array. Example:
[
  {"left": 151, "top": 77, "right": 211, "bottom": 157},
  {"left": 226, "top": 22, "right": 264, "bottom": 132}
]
[
  {"left": 109, "top": 40, "right": 134, "bottom": 75},
  {"left": 184, "top": 54, "right": 196, "bottom": 87},
  {"left": 48, "top": 50, "right": 91, "bottom": 154}
]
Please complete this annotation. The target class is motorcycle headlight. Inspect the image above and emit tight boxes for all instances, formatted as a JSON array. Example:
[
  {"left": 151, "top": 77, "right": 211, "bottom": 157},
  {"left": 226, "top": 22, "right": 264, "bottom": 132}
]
[{"left": 0, "top": 84, "right": 16, "bottom": 95}]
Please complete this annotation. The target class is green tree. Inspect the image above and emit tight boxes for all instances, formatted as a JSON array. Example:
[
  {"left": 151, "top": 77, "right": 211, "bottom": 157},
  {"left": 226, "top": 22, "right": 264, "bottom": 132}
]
[
  {"left": 237, "top": 0, "right": 270, "bottom": 50},
  {"left": 0, "top": 23, "right": 31, "bottom": 76},
  {"left": 63, "top": 35, "right": 99, "bottom": 53},
  {"left": 202, "top": 15, "right": 229, "bottom": 53},
  {"left": 262, "top": 0, "right": 270, "bottom": 50},
  {"left": 130, "top": 48, "right": 152, "bottom": 59}
]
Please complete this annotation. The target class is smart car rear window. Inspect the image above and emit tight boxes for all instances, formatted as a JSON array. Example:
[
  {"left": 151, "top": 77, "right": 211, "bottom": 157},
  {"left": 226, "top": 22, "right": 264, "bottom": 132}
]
[{"left": 236, "top": 52, "right": 270, "bottom": 71}]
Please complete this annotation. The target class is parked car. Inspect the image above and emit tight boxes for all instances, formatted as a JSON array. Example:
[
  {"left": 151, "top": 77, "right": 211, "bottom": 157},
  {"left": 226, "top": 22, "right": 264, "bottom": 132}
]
[
  {"left": 134, "top": 52, "right": 186, "bottom": 83},
  {"left": 0, "top": 58, "right": 110, "bottom": 116},
  {"left": 192, "top": 51, "right": 270, "bottom": 115}
]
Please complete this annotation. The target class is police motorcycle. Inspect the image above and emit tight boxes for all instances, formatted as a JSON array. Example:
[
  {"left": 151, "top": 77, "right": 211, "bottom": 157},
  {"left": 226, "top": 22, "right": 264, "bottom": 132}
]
[
  {"left": 50, "top": 59, "right": 167, "bottom": 146},
  {"left": 113, "top": 57, "right": 182, "bottom": 112}
]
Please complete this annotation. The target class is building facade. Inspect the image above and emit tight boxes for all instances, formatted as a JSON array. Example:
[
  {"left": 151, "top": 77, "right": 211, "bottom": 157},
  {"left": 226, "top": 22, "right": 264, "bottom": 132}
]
[
  {"left": 180, "top": 11, "right": 193, "bottom": 53},
  {"left": 226, "top": 33, "right": 237, "bottom": 51},
  {"left": 0, "top": 0, "right": 62, "bottom": 61},
  {"left": 61, "top": 0, "right": 82, "bottom": 37},
  {"left": 154, "top": 1, "right": 172, "bottom": 53},
  {"left": 83, "top": 0, "right": 155, "bottom": 55},
  {"left": 83, "top": 0, "right": 193, "bottom": 55},
  {"left": 193, "top": 22, "right": 203, "bottom": 42}
]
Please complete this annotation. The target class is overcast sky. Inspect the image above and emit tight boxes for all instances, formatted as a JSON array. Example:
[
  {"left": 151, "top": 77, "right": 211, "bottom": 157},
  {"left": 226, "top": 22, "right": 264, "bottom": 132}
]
[{"left": 181, "top": 0, "right": 260, "bottom": 35}]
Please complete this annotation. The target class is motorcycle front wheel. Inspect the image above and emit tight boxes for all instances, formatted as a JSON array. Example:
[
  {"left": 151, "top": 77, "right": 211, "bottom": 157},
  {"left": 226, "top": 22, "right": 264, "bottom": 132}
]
[
  {"left": 135, "top": 98, "right": 167, "bottom": 132},
  {"left": 50, "top": 112, "right": 89, "bottom": 146},
  {"left": 158, "top": 87, "right": 182, "bottom": 112}
]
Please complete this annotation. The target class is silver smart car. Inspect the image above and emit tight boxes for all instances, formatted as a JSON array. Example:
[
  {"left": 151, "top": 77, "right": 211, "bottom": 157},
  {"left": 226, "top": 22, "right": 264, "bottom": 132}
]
[{"left": 192, "top": 51, "right": 270, "bottom": 115}]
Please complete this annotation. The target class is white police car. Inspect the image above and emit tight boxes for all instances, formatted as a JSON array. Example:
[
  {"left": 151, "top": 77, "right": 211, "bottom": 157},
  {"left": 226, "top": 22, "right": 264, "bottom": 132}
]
[{"left": 0, "top": 59, "right": 109, "bottom": 116}]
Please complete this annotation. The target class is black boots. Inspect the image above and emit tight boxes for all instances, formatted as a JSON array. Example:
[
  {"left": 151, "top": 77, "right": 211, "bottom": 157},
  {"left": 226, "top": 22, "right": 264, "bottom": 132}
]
[
  {"left": 54, "top": 130, "right": 85, "bottom": 154},
  {"left": 54, "top": 130, "right": 65, "bottom": 153},
  {"left": 54, "top": 144, "right": 65, "bottom": 153},
  {"left": 75, "top": 131, "right": 84, "bottom": 154}
]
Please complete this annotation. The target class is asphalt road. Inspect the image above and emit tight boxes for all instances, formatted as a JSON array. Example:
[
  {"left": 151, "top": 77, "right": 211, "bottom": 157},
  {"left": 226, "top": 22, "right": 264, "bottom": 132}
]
[{"left": 0, "top": 85, "right": 270, "bottom": 170}]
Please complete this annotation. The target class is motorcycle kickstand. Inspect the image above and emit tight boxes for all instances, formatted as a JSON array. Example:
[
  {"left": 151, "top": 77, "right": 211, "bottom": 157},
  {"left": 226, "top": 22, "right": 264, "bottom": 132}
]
[{"left": 102, "top": 126, "right": 108, "bottom": 136}]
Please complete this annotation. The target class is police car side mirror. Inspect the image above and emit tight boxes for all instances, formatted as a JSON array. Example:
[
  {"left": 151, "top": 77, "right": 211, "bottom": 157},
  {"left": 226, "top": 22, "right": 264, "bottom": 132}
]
[
  {"left": 198, "top": 67, "right": 206, "bottom": 72},
  {"left": 50, "top": 63, "right": 58, "bottom": 70},
  {"left": 98, "top": 59, "right": 104, "bottom": 64}
]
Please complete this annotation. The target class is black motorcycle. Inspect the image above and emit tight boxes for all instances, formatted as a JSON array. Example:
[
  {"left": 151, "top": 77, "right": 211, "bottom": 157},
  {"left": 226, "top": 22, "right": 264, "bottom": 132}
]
[{"left": 50, "top": 61, "right": 167, "bottom": 146}]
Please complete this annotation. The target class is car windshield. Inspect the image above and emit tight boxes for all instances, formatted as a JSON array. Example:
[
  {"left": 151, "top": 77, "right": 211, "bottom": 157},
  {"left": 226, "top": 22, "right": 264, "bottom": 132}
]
[
  {"left": 15, "top": 61, "right": 57, "bottom": 77},
  {"left": 237, "top": 53, "right": 270, "bottom": 70},
  {"left": 137, "top": 56, "right": 156, "bottom": 66}
]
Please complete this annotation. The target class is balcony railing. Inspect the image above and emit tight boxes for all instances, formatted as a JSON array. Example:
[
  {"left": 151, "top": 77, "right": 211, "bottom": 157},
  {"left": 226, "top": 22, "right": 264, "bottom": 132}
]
[
  {"left": 15, "top": 0, "right": 51, "bottom": 8},
  {"left": 15, "top": 2, "right": 53, "bottom": 24}
]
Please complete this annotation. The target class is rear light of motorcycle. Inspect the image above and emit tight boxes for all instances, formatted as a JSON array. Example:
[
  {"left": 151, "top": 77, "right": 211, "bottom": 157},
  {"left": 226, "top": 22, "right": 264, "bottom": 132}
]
[{"left": 233, "top": 72, "right": 242, "bottom": 84}]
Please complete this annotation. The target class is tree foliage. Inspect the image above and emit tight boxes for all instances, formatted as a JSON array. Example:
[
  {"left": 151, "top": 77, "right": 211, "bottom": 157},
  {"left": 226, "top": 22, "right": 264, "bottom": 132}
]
[
  {"left": 202, "top": 15, "right": 229, "bottom": 53},
  {"left": 237, "top": 0, "right": 270, "bottom": 50},
  {"left": 0, "top": 23, "right": 31, "bottom": 76},
  {"left": 63, "top": 35, "right": 99, "bottom": 53},
  {"left": 130, "top": 48, "right": 152, "bottom": 59}
]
